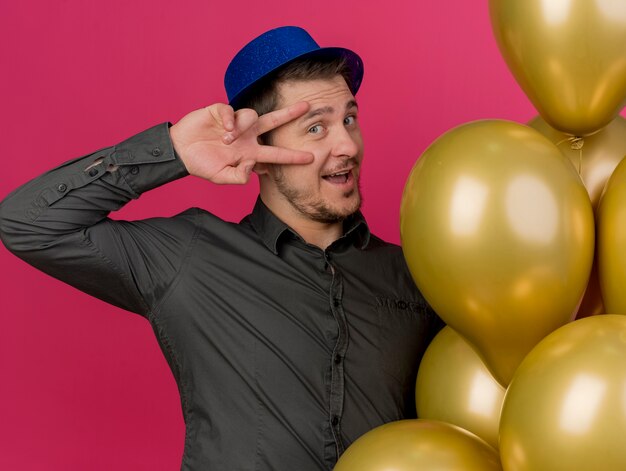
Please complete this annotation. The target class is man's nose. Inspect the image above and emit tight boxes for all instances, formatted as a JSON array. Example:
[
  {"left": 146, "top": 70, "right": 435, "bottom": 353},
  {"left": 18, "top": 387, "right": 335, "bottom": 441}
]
[{"left": 331, "top": 126, "right": 360, "bottom": 158}]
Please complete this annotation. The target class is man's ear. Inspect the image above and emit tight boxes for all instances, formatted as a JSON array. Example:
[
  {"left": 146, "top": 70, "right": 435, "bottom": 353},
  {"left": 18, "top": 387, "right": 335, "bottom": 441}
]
[{"left": 253, "top": 162, "right": 269, "bottom": 175}]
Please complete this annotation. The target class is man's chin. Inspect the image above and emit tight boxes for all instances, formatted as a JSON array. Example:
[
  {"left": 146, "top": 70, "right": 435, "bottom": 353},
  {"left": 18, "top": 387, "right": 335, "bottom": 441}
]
[
  {"left": 286, "top": 192, "right": 361, "bottom": 224},
  {"left": 316, "top": 200, "right": 361, "bottom": 224}
]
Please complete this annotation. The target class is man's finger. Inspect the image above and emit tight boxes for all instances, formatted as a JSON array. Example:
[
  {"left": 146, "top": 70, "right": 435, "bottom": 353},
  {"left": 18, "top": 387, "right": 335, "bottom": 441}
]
[
  {"left": 255, "top": 101, "right": 310, "bottom": 136},
  {"left": 224, "top": 108, "right": 260, "bottom": 144},
  {"left": 217, "top": 104, "right": 235, "bottom": 132},
  {"left": 255, "top": 145, "right": 314, "bottom": 165},
  {"left": 211, "top": 163, "right": 253, "bottom": 185}
]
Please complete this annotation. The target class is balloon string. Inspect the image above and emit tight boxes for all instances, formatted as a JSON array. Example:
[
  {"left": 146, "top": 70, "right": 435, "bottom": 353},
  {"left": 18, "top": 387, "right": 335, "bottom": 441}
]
[
  {"left": 555, "top": 136, "right": 585, "bottom": 175},
  {"left": 579, "top": 147, "right": 583, "bottom": 174}
]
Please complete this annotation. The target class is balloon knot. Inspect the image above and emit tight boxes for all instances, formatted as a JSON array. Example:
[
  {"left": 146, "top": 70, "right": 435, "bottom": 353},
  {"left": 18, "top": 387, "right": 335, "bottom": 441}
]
[{"left": 570, "top": 137, "right": 584, "bottom": 150}]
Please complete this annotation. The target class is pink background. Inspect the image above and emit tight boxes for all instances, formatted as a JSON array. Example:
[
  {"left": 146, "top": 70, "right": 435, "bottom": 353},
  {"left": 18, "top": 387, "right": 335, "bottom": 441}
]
[{"left": 1, "top": 1, "right": 619, "bottom": 469}]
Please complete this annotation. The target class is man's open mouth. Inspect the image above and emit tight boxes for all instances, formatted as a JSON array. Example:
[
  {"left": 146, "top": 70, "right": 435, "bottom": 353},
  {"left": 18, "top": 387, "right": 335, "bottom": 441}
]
[{"left": 322, "top": 170, "right": 351, "bottom": 184}]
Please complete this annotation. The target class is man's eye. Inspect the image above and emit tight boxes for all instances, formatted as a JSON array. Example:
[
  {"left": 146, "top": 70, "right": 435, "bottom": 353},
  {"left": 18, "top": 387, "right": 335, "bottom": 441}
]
[
  {"left": 308, "top": 125, "right": 323, "bottom": 134},
  {"left": 344, "top": 116, "right": 356, "bottom": 125}
]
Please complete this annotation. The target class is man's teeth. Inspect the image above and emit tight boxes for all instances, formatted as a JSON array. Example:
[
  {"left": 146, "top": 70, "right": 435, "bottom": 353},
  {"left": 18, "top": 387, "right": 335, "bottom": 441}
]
[{"left": 323, "top": 171, "right": 350, "bottom": 183}]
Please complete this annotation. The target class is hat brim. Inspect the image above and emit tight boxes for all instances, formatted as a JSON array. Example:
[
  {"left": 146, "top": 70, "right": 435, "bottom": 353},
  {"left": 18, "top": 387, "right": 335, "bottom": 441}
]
[{"left": 229, "top": 46, "right": 363, "bottom": 110}]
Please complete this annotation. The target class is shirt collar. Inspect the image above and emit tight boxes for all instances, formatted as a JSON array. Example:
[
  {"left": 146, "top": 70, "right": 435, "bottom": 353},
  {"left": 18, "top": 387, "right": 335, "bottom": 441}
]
[{"left": 247, "top": 197, "right": 371, "bottom": 254}]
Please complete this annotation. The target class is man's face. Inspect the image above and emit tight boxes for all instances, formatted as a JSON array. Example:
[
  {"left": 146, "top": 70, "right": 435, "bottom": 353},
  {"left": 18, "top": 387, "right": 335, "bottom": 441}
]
[{"left": 260, "top": 75, "right": 364, "bottom": 224}]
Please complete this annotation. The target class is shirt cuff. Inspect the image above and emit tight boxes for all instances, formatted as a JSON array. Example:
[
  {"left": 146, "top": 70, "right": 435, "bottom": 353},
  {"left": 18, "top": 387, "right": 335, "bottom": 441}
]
[{"left": 110, "top": 122, "right": 189, "bottom": 195}]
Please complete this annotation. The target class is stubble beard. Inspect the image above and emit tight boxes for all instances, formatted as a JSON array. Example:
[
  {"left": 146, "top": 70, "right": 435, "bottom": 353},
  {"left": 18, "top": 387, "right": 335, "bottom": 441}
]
[{"left": 274, "top": 168, "right": 362, "bottom": 224}]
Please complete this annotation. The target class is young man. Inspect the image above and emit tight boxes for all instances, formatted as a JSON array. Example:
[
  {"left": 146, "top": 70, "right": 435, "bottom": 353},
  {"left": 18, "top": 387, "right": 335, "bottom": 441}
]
[{"left": 0, "top": 27, "right": 442, "bottom": 470}]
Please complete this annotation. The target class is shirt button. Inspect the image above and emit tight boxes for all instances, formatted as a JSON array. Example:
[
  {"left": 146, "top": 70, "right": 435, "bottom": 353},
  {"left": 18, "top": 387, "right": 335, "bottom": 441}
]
[
  {"left": 130, "top": 166, "right": 139, "bottom": 175},
  {"left": 57, "top": 183, "right": 67, "bottom": 193},
  {"left": 331, "top": 416, "right": 339, "bottom": 426},
  {"left": 88, "top": 168, "right": 99, "bottom": 177},
  {"left": 334, "top": 354, "right": 342, "bottom": 364},
  {"left": 333, "top": 299, "right": 340, "bottom": 307},
  {"left": 152, "top": 148, "right": 161, "bottom": 157}
]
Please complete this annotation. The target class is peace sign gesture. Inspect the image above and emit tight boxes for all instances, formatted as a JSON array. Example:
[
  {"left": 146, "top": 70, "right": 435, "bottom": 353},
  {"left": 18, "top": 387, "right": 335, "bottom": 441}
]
[{"left": 170, "top": 102, "right": 313, "bottom": 184}]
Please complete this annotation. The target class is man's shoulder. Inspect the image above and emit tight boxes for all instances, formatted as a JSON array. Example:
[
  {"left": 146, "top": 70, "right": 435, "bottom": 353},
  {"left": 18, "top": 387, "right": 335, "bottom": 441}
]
[
  {"left": 158, "top": 207, "right": 250, "bottom": 232},
  {"left": 128, "top": 207, "right": 222, "bottom": 235},
  {"left": 167, "top": 206, "right": 234, "bottom": 224},
  {"left": 361, "top": 233, "right": 418, "bottom": 275},
  {"left": 365, "top": 233, "right": 401, "bottom": 252},
  {"left": 359, "top": 233, "right": 412, "bottom": 271},
  {"left": 168, "top": 206, "right": 258, "bottom": 238}
]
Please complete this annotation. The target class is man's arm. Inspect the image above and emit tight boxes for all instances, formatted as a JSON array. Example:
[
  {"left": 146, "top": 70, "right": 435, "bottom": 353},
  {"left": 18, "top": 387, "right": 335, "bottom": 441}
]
[
  {"left": 0, "top": 103, "right": 312, "bottom": 315},
  {"left": 0, "top": 122, "right": 193, "bottom": 315}
]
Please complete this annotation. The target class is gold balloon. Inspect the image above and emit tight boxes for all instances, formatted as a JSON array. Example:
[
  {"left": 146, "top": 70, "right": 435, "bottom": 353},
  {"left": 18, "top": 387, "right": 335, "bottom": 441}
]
[
  {"left": 574, "top": 257, "right": 605, "bottom": 319},
  {"left": 529, "top": 115, "right": 626, "bottom": 210},
  {"left": 400, "top": 120, "right": 594, "bottom": 386},
  {"left": 597, "top": 156, "right": 626, "bottom": 314},
  {"left": 416, "top": 327, "right": 506, "bottom": 449},
  {"left": 530, "top": 115, "right": 626, "bottom": 318},
  {"left": 490, "top": 0, "right": 626, "bottom": 136},
  {"left": 334, "top": 419, "right": 502, "bottom": 471},
  {"left": 500, "top": 315, "right": 626, "bottom": 471}
]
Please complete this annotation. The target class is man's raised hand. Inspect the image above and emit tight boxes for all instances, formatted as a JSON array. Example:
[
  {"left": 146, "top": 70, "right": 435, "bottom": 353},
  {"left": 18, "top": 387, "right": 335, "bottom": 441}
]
[{"left": 170, "top": 102, "right": 313, "bottom": 184}]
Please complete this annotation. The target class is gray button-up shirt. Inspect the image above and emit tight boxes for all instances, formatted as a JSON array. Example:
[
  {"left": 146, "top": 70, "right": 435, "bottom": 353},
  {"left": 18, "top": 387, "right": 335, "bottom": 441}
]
[{"left": 0, "top": 123, "right": 443, "bottom": 470}]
